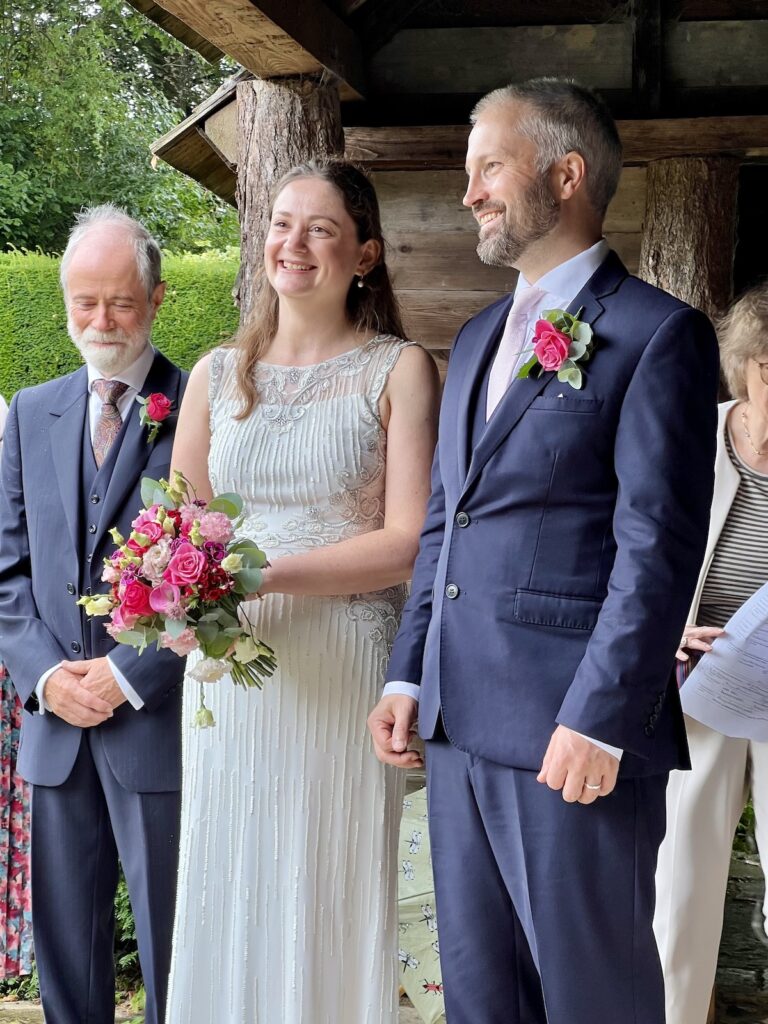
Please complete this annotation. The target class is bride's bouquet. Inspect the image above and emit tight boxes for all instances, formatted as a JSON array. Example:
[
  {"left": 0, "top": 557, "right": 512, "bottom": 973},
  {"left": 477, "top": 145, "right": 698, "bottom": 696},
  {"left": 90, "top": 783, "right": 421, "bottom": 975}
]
[{"left": 79, "top": 471, "right": 277, "bottom": 727}]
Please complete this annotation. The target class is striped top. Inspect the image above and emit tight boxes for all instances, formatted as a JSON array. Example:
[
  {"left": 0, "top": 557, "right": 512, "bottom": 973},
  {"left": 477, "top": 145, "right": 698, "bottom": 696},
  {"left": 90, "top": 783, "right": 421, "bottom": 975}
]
[{"left": 698, "top": 425, "right": 768, "bottom": 628}]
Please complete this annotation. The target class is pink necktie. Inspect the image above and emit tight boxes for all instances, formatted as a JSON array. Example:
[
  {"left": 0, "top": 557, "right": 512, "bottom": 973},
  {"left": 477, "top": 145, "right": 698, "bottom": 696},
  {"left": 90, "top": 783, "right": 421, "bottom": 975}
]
[
  {"left": 486, "top": 286, "right": 545, "bottom": 420},
  {"left": 92, "top": 378, "right": 129, "bottom": 468}
]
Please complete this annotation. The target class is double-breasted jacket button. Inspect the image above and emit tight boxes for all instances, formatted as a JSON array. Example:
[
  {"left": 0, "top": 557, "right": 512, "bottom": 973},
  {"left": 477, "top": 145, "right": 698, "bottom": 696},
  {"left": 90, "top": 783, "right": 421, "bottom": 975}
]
[
  {"left": 88, "top": 524, "right": 97, "bottom": 534},
  {"left": 455, "top": 511, "right": 470, "bottom": 528},
  {"left": 90, "top": 494, "right": 100, "bottom": 504},
  {"left": 644, "top": 724, "right": 654, "bottom": 737},
  {"left": 66, "top": 583, "right": 76, "bottom": 595},
  {"left": 445, "top": 583, "right": 460, "bottom": 599},
  {"left": 70, "top": 641, "right": 81, "bottom": 653}
]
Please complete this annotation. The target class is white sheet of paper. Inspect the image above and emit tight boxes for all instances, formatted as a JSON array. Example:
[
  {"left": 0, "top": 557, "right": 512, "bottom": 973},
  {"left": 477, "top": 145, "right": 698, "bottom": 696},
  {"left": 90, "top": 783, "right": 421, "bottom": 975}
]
[{"left": 680, "top": 581, "right": 768, "bottom": 740}]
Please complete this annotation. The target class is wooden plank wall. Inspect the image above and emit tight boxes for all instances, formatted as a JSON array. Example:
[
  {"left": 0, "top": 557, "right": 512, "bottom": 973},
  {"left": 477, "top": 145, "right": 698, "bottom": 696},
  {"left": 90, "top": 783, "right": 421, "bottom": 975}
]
[{"left": 373, "top": 167, "right": 647, "bottom": 355}]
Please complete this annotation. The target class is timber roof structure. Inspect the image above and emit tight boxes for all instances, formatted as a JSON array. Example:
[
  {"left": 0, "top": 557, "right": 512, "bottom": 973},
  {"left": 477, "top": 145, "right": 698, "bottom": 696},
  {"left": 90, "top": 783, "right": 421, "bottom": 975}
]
[{"left": 131, "top": 0, "right": 768, "bottom": 203}]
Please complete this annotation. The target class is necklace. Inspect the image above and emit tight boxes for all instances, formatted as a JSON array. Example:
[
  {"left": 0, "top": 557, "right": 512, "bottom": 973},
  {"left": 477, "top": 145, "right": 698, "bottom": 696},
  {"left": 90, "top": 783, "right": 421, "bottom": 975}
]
[{"left": 741, "top": 402, "right": 768, "bottom": 457}]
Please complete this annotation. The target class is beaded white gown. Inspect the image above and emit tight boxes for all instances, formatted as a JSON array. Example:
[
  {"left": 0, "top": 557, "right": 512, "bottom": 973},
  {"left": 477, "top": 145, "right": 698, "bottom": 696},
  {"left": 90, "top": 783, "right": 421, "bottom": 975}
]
[{"left": 165, "top": 337, "right": 411, "bottom": 1024}]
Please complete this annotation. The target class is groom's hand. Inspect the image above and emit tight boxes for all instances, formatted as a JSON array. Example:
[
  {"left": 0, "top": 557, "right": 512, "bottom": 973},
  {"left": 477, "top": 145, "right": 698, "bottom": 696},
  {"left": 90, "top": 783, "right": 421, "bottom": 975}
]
[
  {"left": 44, "top": 665, "right": 114, "bottom": 727},
  {"left": 537, "top": 725, "right": 619, "bottom": 804},
  {"left": 68, "top": 658, "right": 128, "bottom": 711},
  {"left": 368, "top": 695, "right": 423, "bottom": 770}
]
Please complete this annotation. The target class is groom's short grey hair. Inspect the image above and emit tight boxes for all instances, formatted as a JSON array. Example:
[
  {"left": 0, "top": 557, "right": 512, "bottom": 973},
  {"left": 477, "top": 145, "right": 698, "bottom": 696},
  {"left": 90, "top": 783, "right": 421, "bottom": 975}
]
[
  {"left": 60, "top": 204, "right": 162, "bottom": 299},
  {"left": 471, "top": 78, "right": 623, "bottom": 218}
]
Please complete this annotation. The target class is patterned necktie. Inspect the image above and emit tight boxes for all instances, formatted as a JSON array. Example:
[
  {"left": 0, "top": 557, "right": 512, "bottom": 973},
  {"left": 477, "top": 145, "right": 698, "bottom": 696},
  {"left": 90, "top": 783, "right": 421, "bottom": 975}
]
[
  {"left": 92, "top": 379, "right": 129, "bottom": 468},
  {"left": 486, "top": 285, "right": 545, "bottom": 420}
]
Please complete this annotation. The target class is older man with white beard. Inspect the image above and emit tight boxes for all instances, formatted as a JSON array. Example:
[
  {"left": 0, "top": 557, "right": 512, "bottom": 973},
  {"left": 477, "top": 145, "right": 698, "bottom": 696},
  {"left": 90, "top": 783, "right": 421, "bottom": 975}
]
[{"left": 0, "top": 205, "right": 188, "bottom": 1024}]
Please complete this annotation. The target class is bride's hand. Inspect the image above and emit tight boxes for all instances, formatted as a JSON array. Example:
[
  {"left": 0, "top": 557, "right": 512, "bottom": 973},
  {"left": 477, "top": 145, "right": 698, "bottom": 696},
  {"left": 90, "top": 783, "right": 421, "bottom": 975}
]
[{"left": 676, "top": 623, "right": 724, "bottom": 662}]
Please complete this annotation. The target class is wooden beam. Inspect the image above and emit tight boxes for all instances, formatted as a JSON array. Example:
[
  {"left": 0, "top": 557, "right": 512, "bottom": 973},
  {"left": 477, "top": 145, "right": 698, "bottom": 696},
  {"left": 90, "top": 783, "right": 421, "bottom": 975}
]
[
  {"left": 151, "top": 0, "right": 367, "bottom": 99},
  {"left": 631, "top": 0, "right": 663, "bottom": 116},
  {"left": 369, "top": 20, "right": 768, "bottom": 98},
  {"left": 345, "top": 117, "right": 768, "bottom": 169},
  {"left": 350, "top": 0, "right": 432, "bottom": 53},
  {"left": 125, "top": 0, "right": 224, "bottom": 61},
  {"left": 370, "top": 24, "right": 632, "bottom": 95},
  {"left": 404, "top": 1, "right": 768, "bottom": 25}
]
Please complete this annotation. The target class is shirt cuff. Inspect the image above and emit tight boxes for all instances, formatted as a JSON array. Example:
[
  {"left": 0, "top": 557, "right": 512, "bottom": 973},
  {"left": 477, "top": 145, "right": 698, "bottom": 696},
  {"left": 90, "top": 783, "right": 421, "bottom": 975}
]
[
  {"left": 573, "top": 730, "right": 623, "bottom": 761},
  {"left": 382, "top": 681, "right": 420, "bottom": 702},
  {"left": 107, "top": 655, "right": 145, "bottom": 710},
  {"left": 35, "top": 665, "right": 59, "bottom": 715}
]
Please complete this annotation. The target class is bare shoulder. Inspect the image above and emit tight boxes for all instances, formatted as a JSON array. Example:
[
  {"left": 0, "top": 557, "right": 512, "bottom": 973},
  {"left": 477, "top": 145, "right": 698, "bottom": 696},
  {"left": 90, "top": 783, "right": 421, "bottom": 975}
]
[{"left": 387, "top": 342, "right": 440, "bottom": 394}]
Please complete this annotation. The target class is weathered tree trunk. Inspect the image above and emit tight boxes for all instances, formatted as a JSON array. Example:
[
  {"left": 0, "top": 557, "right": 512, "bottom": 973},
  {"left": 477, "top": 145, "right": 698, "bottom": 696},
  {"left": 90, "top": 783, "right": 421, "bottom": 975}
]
[
  {"left": 235, "top": 74, "right": 344, "bottom": 322},
  {"left": 639, "top": 156, "right": 739, "bottom": 321}
]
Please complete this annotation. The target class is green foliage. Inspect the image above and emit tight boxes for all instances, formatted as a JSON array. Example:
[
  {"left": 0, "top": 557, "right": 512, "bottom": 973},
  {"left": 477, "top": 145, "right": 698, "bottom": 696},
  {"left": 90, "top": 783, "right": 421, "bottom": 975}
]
[
  {"left": 0, "top": 249, "right": 240, "bottom": 398},
  {"left": 0, "top": 1, "right": 239, "bottom": 252},
  {"left": 0, "top": 964, "right": 39, "bottom": 999}
]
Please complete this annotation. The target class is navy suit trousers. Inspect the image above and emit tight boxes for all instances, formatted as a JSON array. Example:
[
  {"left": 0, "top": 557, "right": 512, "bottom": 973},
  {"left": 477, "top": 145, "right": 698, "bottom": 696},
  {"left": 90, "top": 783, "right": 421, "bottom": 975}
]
[
  {"left": 30, "top": 729, "right": 180, "bottom": 1024},
  {"left": 426, "top": 732, "right": 668, "bottom": 1024}
]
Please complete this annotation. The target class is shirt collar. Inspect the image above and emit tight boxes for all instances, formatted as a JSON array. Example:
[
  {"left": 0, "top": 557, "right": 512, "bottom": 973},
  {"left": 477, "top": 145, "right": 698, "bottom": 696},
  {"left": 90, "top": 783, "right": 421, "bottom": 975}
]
[
  {"left": 515, "top": 239, "right": 610, "bottom": 308},
  {"left": 86, "top": 344, "right": 155, "bottom": 395}
]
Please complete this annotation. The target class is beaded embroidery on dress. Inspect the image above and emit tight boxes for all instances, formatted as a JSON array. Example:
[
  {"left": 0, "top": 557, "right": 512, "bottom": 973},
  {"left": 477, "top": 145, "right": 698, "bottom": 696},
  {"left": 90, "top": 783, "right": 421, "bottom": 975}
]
[{"left": 166, "top": 336, "right": 413, "bottom": 1024}]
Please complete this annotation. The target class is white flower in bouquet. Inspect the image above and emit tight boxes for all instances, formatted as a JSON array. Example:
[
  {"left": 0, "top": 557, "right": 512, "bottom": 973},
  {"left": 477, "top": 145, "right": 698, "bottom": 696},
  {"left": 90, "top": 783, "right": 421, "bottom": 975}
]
[
  {"left": 232, "top": 635, "right": 269, "bottom": 665},
  {"left": 220, "top": 553, "right": 244, "bottom": 573},
  {"left": 189, "top": 657, "right": 229, "bottom": 684}
]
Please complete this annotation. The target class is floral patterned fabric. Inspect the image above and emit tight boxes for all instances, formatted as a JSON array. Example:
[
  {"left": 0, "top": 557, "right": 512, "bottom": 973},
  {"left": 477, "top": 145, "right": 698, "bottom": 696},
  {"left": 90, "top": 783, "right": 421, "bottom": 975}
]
[{"left": 0, "top": 663, "right": 33, "bottom": 976}]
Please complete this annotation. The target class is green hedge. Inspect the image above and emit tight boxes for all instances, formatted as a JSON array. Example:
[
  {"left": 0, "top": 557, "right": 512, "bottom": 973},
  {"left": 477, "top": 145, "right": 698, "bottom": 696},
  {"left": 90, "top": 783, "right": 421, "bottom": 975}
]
[{"left": 0, "top": 249, "right": 241, "bottom": 398}]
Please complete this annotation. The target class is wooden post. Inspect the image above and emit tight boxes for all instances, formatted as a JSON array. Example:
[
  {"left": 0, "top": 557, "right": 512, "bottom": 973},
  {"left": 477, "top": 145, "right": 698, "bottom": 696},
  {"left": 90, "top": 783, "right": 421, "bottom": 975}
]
[
  {"left": 235, "top": 74, "right": 344, "bottom": 321},
  {"left": 639, "top": 156, "right": 739, "bottom": 320}
]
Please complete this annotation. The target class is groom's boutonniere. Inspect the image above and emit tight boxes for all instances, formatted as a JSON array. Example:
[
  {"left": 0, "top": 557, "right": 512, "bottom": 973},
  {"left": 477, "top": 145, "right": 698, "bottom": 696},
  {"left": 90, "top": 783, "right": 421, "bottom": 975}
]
[
  {"left": 137, "top": 392, "right": 173, "bottom": 443},
  {"left": 517, "top": 308, "right": 595, "bottom": 390}
]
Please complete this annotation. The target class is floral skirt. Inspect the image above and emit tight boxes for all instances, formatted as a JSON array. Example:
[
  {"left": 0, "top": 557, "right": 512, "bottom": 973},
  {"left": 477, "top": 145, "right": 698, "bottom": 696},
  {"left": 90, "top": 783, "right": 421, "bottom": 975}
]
[{"left": 0, "top": 665, "right": 33, "bottom": 976}]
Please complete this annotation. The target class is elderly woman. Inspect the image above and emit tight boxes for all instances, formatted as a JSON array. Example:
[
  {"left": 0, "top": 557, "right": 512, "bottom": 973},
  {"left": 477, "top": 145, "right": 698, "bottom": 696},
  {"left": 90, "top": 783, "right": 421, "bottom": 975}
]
[
  {"left": 653, "top": 281, "right": 768, "bottom": 1024},
  {"left": 0, "top": 392, "right": 33, "bottom": 980}
]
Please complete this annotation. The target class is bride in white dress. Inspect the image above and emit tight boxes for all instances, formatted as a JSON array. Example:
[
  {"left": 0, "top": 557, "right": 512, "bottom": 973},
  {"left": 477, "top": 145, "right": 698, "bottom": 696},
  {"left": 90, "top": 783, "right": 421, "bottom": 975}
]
[{"left": 166, "top": 160, "right": 439, "bottom": 1024}]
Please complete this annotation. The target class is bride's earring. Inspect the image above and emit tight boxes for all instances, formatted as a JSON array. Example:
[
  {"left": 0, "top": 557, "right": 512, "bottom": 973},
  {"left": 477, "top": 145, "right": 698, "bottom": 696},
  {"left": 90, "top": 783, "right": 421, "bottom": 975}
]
[{"left": 357, "top": 275, "right": 365, "bottom": 289}]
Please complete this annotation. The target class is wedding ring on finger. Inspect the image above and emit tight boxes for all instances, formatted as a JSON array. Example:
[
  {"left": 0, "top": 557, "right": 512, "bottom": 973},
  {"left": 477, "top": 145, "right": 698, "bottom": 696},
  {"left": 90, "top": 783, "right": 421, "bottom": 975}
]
[{"left": 584, "top": 782, "right": 602, "bottom": 791}]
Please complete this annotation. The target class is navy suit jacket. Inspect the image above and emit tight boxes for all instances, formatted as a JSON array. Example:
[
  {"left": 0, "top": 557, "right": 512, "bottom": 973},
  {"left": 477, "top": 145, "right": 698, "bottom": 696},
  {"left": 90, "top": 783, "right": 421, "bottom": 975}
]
[
  {"left": 387, "top": 252, "right": 720, "bottom": 777},
  {"left": 0, "top": 350, "right": 188, "bottom": 791}
]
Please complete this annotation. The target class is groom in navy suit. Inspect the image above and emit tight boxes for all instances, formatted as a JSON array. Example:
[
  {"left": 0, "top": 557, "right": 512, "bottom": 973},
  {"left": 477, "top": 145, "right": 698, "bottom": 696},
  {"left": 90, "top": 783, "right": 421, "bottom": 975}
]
[
  {"left": 369, "top": 79, "right": 720, "bottom": 1022},
  {"left": 0, "top": 207, "right": 187, "bottom": 1024}
]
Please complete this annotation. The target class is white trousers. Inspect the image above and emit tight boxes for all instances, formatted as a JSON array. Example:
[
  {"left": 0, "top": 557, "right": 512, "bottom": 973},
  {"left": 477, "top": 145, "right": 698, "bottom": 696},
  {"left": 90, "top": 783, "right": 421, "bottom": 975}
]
[{"left": 654, "top": 715, "right": 768, "bottom": 1024}]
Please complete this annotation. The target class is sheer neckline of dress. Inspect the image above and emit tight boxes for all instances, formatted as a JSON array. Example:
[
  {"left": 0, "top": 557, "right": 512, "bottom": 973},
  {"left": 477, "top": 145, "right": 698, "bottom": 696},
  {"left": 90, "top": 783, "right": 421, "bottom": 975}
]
[{"left": 256, "top": 333, "right": 392, "bottom": 370}]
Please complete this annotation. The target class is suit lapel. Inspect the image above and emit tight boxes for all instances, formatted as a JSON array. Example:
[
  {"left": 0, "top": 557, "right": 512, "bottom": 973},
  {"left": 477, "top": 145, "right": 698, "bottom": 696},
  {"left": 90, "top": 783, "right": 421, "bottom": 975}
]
[
  {"left": 455, "top": 297, "right": 512, "bottom": 485},
  {"left": 96, "top": 351, "right": 182, "bottom": 549},
  {"left": 49, "top": 368, "right": 89, "bottom": 554},
  {"left": 461, "top": 251, "right": 627, "bottom": 498}
]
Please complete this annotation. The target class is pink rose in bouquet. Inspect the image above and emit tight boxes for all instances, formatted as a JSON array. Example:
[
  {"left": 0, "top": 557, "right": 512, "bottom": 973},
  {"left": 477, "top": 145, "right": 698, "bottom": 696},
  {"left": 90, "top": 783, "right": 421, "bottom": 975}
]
[
  {"left": 164, "top": 542, "right": 206, "bottom": 587},
  {"left": 120, "top": 579, "right": 155, "bottom": 619}
]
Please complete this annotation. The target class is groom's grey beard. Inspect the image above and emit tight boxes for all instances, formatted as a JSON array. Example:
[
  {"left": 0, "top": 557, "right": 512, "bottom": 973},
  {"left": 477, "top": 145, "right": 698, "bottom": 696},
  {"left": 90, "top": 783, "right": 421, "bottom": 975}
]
[
  {"left": 68, "top": 316, "right": 152, "bottom": 376},
  {"left": 476, "top": 175, "right": 560, "bottom": 267}
]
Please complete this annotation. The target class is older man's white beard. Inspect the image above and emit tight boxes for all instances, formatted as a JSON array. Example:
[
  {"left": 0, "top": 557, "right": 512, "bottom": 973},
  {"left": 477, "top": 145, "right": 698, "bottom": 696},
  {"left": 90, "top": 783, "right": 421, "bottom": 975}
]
[{"left": 69, "top": 320, "right": 151, "bottom": 377}]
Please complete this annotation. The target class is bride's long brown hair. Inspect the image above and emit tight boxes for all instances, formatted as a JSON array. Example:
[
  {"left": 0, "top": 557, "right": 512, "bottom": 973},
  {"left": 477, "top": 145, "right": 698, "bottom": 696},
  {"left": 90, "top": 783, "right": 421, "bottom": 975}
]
[{"left": 233, "top": 159, "right": 405, "bottom": 418}]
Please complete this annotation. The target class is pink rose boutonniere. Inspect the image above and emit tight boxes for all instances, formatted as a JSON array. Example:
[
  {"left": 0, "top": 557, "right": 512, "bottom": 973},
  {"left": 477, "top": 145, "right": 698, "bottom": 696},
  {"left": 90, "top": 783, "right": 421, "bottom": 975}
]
[
  {"left": 138, "top": 392, "right": 173, "bottom": 443},
  {"left": 517, "top": 308, "right": 596, "bottom": 390}
]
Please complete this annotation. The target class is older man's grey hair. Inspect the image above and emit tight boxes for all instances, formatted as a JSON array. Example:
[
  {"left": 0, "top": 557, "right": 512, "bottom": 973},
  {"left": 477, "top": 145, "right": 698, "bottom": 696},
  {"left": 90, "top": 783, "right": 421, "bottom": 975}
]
[
  {"left": 60, "top": 204, "right": 162, "bottom": 299},
  {"left": 471, "top": 78, "right": 623, "bottom": 218},
  {"left": 718, "top": 281, "right": 768, "bottom": 400}
]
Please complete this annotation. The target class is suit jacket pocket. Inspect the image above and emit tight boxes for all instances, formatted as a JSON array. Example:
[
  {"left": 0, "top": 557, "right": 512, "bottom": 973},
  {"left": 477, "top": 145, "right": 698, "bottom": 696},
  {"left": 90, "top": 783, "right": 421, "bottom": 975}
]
[
  {"left": 513, "top": 588, "right": 602, "bottom": 630},
  {"left": 530, "top": 396, "right": 603, "bottom": 413}
]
